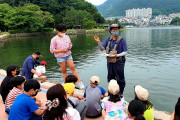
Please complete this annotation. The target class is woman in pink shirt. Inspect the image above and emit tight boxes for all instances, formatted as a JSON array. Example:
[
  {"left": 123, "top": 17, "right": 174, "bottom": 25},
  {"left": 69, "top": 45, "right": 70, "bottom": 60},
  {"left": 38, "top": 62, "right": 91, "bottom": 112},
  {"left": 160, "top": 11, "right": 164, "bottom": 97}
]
[{"left": 50, "top": 24, "right": 84, "bottom": 89}]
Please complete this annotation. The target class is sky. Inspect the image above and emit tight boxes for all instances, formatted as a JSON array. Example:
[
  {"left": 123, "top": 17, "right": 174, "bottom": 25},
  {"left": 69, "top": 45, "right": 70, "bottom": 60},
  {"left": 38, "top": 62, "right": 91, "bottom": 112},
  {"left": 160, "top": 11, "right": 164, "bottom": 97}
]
[{"left": 85, "top": 0, "right": 107, "bottom": 5}]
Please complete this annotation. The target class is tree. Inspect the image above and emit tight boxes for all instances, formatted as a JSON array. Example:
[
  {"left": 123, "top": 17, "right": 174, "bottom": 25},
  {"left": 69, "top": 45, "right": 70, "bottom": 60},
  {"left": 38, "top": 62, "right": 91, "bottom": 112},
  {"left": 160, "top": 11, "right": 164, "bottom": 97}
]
[
  {"left": 82, "top": 18, "right": 97, "bottom": 29},
  {"left": 4, "top": 4, "right": 54, "bottom": 33},
  {"left": 4, "top": 8, "right": 42, "bottom": 33},
  {"left": 93, "top": 13, "right": 105, "bottom": 24},
  {"left": 0, "top": 0, "right": 105, "bottom": 25},
  {"left": 113, "top": 18, "right": 119, "bottom": 24},
  {"left": 170, "top": 17, "right": 180, "bottom": 25},
  {"left": 64, "top": 8, "right": 93, "bottom": 28},
  {"left": 0, "top": 4, "right": 12, "bottom": 31}
]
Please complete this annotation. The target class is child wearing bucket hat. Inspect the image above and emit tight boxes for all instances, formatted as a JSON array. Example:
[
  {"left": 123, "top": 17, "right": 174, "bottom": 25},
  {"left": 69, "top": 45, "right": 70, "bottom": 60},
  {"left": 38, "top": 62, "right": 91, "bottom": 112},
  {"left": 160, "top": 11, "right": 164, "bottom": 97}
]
[
  {"left": 101, "top": 79, "right": 128, "bottom": 120},
  {"left": 83, "top": 76, "right": 108, "bottom": 118},
  {"left": 134, "top": 85, "right": 154, "bottom": 120}
]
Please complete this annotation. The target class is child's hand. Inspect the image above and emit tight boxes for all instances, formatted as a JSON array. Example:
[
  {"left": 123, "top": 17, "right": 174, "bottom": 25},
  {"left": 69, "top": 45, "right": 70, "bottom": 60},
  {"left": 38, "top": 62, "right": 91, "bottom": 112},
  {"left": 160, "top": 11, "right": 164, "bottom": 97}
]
[
  {"left": 36, "top": 100, "right": 42, "bottom": 107},
  {"left": 77, "top": 96, "right": 84, "bottom": 100}
]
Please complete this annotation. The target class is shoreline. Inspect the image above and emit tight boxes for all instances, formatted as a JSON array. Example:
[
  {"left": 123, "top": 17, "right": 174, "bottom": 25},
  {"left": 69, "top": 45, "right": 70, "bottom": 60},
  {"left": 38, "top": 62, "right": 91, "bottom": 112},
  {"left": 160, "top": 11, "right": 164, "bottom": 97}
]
[
  {"left": 0, "top": 69, "right": 171, "bottom": 120},
  {"left": 0, "top": 30, "right": 106, "bottom": 41}
]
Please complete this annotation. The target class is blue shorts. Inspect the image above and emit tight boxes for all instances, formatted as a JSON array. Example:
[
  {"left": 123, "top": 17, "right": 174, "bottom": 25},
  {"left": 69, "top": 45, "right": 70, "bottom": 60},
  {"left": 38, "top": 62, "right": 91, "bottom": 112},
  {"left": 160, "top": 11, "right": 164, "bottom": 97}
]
[{"left": 56, "top": 55, "right": 73, "bottom": 63}]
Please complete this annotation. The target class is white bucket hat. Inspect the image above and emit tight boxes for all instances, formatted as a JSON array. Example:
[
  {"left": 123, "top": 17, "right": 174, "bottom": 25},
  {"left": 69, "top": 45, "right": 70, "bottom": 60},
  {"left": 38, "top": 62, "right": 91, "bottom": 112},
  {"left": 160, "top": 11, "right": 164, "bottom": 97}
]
[
  {"left": 135, "top": 85, "right": 149, "bottom": 101},
  {"left": 108, "top": 79, "right": 120, "bottom": 95}
]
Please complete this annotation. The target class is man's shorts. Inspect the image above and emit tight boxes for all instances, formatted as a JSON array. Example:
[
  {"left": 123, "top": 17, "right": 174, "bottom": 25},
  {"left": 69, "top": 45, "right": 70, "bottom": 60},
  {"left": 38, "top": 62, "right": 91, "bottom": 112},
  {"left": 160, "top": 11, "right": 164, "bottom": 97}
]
[{"left": 56, "top": 55, "right": 73, "bottom": 63}]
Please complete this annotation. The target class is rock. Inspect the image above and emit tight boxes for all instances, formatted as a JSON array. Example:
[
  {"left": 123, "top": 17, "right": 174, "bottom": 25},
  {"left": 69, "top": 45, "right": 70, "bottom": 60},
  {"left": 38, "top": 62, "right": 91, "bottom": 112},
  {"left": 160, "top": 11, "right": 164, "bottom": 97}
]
[{"left": 154, "top": 110, "right": 171, "bottom": 120}]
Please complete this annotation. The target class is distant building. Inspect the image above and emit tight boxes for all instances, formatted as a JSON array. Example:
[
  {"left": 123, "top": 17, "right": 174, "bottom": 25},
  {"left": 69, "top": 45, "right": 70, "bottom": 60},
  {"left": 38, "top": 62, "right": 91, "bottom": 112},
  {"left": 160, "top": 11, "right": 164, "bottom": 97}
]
[
  {"left": 126, "top": 8, "right": 152, "bottom": 18},
  {"left": 105, "top": 17, "right": 123, "bottom": 21},
  {"left": 169, "top": 13, "right": 180, "bottom": 18}
]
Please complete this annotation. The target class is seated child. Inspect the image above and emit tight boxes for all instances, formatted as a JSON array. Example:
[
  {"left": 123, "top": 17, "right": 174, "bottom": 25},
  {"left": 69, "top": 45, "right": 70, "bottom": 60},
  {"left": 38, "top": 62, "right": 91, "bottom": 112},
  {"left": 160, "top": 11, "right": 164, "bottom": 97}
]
[
  {"left": 126, "top": 100, "right": 145, "bottom": 120},
  {"left": 83, "top": 76, "right": 108, "bottom": 118},
  {"left": 134, "top": 85, "right": 154, "bottom": 120},
  {"left": 64, "top": 75, "right": 84, "bottom": 100},
  {"left": 5, "top": 76, "right": 25, "bottom": 114},
  {"left": 63, "top": 75, "right": 87, "bottom": 120},
  {"left": 43, "top": 84, "right": 80, "bottom": 120},
  {"left": 101, "top": 79, "right": 127, "bottom": 120},
  {"left": 8, "top": 79, "right": 44, "bottom": 120},
  {"left": 33, "top": 61, "right": 47, "bottom": 82}
]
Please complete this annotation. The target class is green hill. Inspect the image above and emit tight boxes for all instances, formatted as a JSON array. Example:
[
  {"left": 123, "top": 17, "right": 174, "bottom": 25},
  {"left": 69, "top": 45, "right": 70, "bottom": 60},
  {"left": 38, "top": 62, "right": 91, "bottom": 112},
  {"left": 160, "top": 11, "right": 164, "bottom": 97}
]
[
  {"left": 97, "top": 0, "right": 180, "bottom": 18},
  {"left": 0, "top": 0, "right": 105, "bottom": 24}
]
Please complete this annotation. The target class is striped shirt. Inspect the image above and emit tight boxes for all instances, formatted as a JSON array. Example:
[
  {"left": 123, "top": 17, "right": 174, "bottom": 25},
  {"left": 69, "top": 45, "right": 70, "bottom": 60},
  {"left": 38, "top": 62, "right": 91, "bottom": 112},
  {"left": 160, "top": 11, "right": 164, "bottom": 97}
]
[{"left": 5, "top": 87, "right": 24, "bottom": 109}]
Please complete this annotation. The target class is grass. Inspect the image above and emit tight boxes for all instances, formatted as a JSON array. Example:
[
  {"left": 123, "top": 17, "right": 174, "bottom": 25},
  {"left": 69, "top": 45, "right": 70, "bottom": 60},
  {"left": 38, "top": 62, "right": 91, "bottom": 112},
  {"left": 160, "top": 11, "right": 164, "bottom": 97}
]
[
  {"left": 67, "top": 29, "right": 76, "bottom": 31},
  {"left": 1, "top": 32, "right": 10, "bottom": 35},
  {"left": 86, "top": 28, "right": 105, "bottom": 31}
]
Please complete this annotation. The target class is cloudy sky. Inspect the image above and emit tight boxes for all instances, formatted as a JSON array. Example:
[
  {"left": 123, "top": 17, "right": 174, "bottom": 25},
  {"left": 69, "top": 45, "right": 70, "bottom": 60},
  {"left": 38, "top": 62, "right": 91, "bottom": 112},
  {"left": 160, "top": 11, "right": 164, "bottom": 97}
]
[{"left": 85, "top": 0, "right": 107, "bottom": 5}]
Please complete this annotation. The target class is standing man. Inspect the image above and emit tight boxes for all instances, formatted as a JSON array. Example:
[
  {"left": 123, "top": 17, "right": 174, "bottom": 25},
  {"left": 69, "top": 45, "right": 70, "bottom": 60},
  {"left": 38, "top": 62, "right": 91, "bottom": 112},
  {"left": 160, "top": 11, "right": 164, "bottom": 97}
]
[
  {"left": 21, "top": 51, "right": 42, "bottom": 80},
  {"left": 94, "top": 24, "right": 128, "bottom": 95}
]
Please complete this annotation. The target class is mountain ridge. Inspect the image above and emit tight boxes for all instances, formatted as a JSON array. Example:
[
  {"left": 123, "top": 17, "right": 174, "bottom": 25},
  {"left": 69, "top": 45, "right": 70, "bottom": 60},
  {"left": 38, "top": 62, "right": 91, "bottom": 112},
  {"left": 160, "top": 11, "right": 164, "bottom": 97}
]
[{"left": 96, "top": 0, "right": 180, "bottom": 18}]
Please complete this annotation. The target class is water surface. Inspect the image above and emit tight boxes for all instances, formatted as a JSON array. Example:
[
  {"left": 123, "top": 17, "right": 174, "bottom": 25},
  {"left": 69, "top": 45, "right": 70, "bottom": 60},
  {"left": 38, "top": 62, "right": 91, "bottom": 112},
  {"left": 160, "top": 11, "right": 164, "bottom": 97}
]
[{"left": 0, "top": 27, "right": 180, "bottom": 113}]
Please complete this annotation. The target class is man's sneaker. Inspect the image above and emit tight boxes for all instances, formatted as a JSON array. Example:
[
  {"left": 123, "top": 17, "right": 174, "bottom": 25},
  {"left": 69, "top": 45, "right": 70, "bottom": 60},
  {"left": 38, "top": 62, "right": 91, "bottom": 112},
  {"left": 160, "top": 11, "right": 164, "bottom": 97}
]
[{"left": 78, "top": 82, "right": 85, "bottom": 89}]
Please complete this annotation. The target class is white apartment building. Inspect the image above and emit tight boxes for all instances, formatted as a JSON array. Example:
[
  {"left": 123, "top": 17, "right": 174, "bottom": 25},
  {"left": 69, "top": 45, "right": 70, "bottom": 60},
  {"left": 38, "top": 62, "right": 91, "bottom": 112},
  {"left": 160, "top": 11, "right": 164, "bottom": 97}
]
[{"left": 126, "top": 8, "right": 152, "bottom": 18}]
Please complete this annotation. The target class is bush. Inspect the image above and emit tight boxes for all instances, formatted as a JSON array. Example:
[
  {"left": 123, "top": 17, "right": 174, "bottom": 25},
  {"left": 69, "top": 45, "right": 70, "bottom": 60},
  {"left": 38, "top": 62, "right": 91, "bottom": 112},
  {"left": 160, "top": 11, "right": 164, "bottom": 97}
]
[{"left": 41, "top": 28, "right": 54, "bottom": 32}]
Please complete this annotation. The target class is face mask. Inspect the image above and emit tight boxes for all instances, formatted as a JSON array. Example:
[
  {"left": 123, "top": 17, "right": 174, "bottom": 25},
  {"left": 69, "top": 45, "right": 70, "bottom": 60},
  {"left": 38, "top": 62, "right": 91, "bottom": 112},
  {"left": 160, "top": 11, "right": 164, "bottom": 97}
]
[
  {"left": 111, "top": 31, "right": 119, "bottom": 36},
  {"left": 36, "top": 57, "right": 39, "bottom": 60},
  {"left": 59, "top": 33, "right": 65, "bottom": 37},
  {"left": 16, "top": 70, "right": 20, "bottom": 75}
]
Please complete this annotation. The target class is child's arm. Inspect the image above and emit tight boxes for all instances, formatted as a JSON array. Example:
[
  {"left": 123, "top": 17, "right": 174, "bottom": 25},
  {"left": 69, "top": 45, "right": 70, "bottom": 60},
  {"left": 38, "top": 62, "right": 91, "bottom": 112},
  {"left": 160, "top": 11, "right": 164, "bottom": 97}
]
[
  {"left": 72, "top": 92, "right": 84, "bottom": 100},
  {"left": 102, "top": 109, "right": 106, "bottom": 119},
  {"left": 104, "top": 93, "right": 108, "bottom": 97},
  {"left": 34, "top": 109, "right": 44, "bottom": 116}
]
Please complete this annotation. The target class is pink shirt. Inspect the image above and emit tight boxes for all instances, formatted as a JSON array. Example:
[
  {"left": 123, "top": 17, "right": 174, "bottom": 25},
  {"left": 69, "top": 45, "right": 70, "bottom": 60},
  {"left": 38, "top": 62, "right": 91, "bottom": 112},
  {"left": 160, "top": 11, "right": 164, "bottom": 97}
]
[{"left": 50, "top": 35, "right": 72, "bottom": 58}]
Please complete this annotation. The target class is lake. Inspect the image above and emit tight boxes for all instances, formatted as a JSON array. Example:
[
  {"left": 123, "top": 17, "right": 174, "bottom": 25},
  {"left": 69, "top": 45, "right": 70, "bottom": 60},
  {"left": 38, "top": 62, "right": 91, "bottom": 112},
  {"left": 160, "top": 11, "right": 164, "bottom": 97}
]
[{"left": 0, "top": 27, "right": 180, "bottom": 113}]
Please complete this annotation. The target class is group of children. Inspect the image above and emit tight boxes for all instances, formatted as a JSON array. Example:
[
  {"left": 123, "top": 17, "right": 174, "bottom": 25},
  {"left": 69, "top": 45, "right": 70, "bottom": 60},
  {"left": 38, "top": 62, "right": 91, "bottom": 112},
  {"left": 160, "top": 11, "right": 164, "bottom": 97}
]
[{"left": 0, "top": 65, "right": 180, "bottom": 120}]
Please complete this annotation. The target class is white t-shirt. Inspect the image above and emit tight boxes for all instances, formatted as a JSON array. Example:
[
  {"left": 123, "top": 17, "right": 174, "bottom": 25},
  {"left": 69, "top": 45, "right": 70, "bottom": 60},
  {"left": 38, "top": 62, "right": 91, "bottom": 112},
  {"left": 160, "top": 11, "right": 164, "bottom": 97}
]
[{"left": 33, "top": 66, "right": 46, "bottom": 78}]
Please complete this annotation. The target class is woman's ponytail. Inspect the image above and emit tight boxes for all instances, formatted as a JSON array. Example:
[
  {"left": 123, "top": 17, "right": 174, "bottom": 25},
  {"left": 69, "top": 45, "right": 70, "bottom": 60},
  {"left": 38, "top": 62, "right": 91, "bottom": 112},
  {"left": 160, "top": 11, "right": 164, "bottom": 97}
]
[
  {"left": 135, "top": 114, "right": 145, "bottom": 120},
  {"left": 128, "top": 100, "right": 145, "bottom": 120}
]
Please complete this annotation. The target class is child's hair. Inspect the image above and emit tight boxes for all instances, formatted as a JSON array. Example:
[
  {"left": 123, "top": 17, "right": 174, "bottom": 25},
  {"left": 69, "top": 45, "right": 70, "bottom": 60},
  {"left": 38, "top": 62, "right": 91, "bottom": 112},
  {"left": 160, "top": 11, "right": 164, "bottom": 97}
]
[
  {"left": 12, "top": 76, "right": 25, "bottom": 88},
  {"left": 128, "top": 100, "right": 145, "bottom": 120},
  {"left": 24, "top": 79, "right": 40, "bottom": 92},
  {"left": 134, "top": 94, "right": 153, "bottom": 110},
  {"left": 174, "top": 97, "right": 180, "bottom": 120},
  {"left": 43, "top": 84, "right": 68, "bottom": 120},
  {"left": 65, "top": 75, "right": 78, "bottom": 83},
  {"left": 56, "top": 24, "right": 67, "bottom": 32},
  {"left": 108, "top": 92, "right": 121, "bottom": 103},
  {"left": 6, "top": 65, "right": 17, "bottom": 76}
]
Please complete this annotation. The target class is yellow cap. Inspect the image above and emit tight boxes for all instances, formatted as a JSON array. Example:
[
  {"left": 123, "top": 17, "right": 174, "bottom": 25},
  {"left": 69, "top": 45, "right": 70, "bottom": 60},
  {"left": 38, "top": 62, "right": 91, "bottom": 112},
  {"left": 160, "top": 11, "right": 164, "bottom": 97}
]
[{"left": 63, "top": 83, "right": 75, "bottom": 96}]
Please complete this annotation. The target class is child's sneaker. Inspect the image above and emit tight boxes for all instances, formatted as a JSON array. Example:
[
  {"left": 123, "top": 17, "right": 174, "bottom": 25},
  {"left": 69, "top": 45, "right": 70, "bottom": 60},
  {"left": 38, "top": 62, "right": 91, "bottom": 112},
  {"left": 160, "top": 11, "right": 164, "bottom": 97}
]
[{"left": 78, "top": 82, "right": 85, "bottom": 89}]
